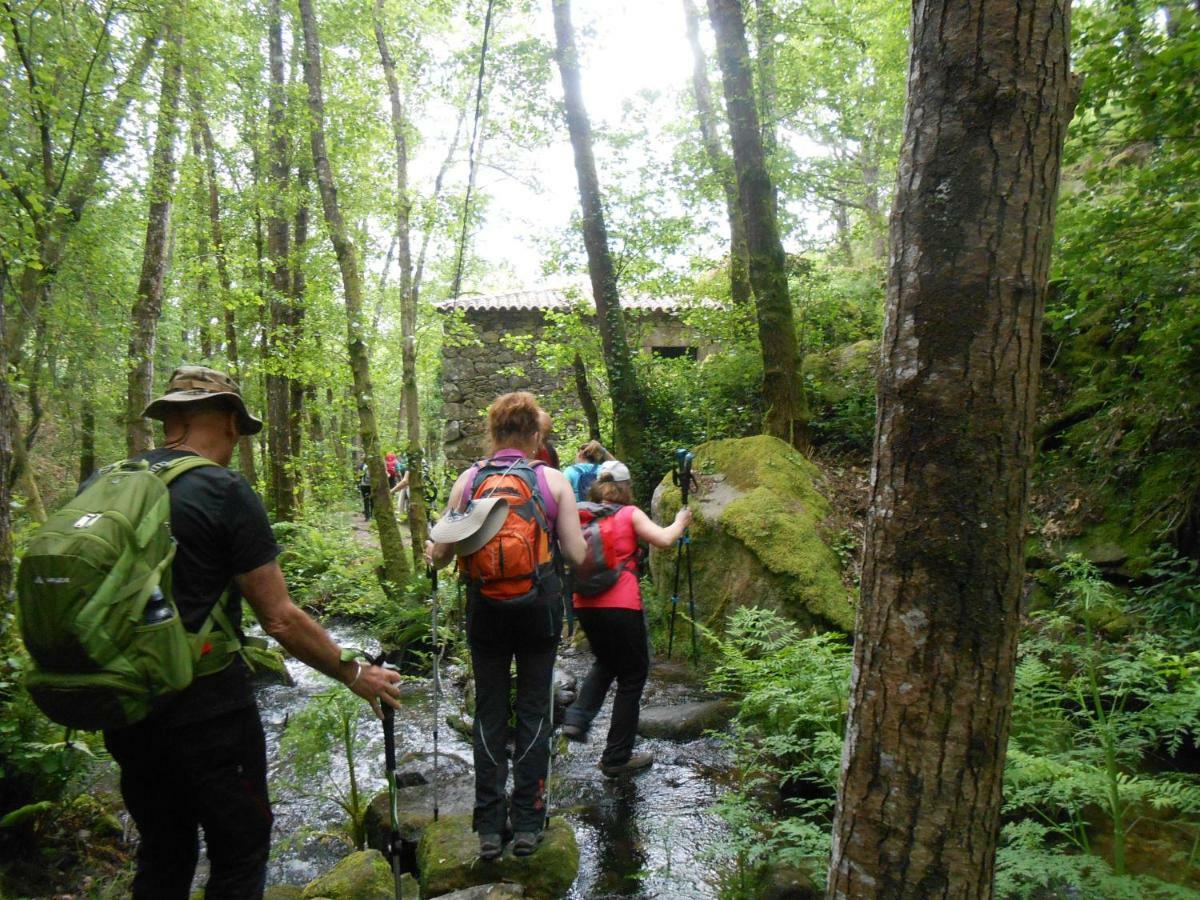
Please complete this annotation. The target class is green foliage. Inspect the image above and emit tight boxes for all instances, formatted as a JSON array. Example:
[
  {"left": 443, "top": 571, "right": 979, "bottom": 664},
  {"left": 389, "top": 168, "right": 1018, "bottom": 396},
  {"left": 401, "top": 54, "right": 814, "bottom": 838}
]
[
  {"left": 706, "top": 608, "right": 851, "bottom": 891},
  {"left": 1132, "top": 548, "right": 1200, "bottom": 646},
  {"left": 274, "top": 513, "right": 387, "bottom": 616},
  {"left": 276, "top": 687, "right": 376, "bottom": 851},
  {"left": 1000, "top": 556, "right": 1200, "bottom": 893}
]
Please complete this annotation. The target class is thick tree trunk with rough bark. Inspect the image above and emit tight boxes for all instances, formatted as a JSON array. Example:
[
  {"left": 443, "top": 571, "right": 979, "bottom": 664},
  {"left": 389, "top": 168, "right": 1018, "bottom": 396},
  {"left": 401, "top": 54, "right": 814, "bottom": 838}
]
[
  {"left": 708, "top": 0, "right": 806, "bottom": 448},
  {"left": 126, "top": 26, "right": 184, "bottom": 455},
  {"left": 827, "top": 3, "right": 1078, "bottom": 897},
  {"left": 298, "top": 0, "right": 409, "bottom": 591},
  {"left": 0, "top": 281, "right": 13, "bottom": 599},
  {"left": 551, "top": 0, "right": 645, "bottom": 464},
  {"left": 265, "top": 0, "right": 295, "bottom": 519},
  {"left": 682, "top": 0, "right": 751, "bottom": 306},
  {"left": 374, "top": 0, "right": 427, "bottom": 561}
]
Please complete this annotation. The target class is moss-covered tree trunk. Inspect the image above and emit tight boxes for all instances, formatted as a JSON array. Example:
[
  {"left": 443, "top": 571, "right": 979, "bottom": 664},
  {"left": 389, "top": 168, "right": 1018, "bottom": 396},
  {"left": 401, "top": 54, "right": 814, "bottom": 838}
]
[
  {"left": 682, "top": 0, "right": 750, "bottom": 306},
  {"left": 126, "top": 23, "right": 184, "bottom": 455},
  {"left": 707, "top": 0, "right": 807, "bottom": 449},
  {"left": 374, "top": 0, "right": 427, "bottom": 563},
  {"left": 551, "top": 0, "right": 645, "bottom": 464},
  {"left": 298, "top": 0, "right": 409, "bottom": 591},
  {"left": 827, "top": 2, "right": 1078, "bottom": 896}
]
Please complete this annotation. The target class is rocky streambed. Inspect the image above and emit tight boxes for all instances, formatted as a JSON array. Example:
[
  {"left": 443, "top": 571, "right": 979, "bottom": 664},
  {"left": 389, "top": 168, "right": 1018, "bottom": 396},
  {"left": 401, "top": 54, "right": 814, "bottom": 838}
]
[{"left": 234, "top": 622, "right": 733, "bottom": 898}]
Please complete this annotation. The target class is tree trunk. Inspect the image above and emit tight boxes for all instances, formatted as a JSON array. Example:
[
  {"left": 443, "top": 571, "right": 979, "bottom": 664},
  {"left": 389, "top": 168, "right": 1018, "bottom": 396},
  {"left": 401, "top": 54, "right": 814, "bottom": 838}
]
[
  {"left": 298, "top": 0, "right": 410, "bottom": 591},
  {"left": 126, "top": 24, "right": 184, "bottom": 455},
  {"left": 265, "top": 0, "right": 295, "bottom": 520},
  {"left": 79, "top": 395, "right": 96, "bottom": 484},
  {"left": 289, "top": 166, "right": 309, "bottom": 494},
  {"left": 682, "top": 0, "right": 751, "bottom": 306},
  {"left": 827, "top": 3, "right": 1077, "bottom": 897},
  {"left": 375, "top": 0, "right": 427, "bottom": 562},
  {"left": 0, "top": 275, "right": 13, "bottom": 598},
  {"left": 551, "top": 0, "right": 645, "bottom": 464},
  {"left": 193, "top": 92, "right": 258, "bottom": 484},
  {"left": 572, "top": 352, "right": 601, "bottom": 441},
  {"left": 752, "top": 0, "right": 778, "bottom": 170},
  {"left": 708, "top": 0, "right": 806, "bottom": 449}
]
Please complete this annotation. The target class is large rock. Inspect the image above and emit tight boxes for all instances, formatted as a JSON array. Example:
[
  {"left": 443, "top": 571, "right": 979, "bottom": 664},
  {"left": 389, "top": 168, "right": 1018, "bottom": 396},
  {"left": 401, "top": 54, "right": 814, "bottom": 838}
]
[
  {"left": 364, "top": 770, "right": 476, "bottom": 851},
  {"left": 637, "top": 700, "right": 736, "bottom": 741},
  {"left": 431, "top": 885, "right": 526, "bottom": 899},
  {"left": 650, "top": 436, "right": 853, "bottom": 632},
  {"left": 418, "top": 814, "right": 578, "bottom": 900},
  {"left": 300, "top": 850, "right": 412, "bottom": 900},
  {"left": 263, "top": 887, "right": 305, "bottom": 900},
  {"left": 245, "top": 644, "right": 295, "bottom": 687}
]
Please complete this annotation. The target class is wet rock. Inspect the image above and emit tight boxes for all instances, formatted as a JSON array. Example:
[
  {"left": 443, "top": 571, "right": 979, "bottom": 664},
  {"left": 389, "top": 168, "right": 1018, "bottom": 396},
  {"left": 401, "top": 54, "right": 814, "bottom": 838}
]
[
  {"left": 431, "top": 885, "right": 526, "bottom": 899},
  {"left": 300, "top": 849, "right": 408, "bottom": 900},
  {"left": 448, "top": 714, "right": 474, "bottom": 740},
  {"left": 263, "top": 887, "right": 305, "bottom": 900},
  {"left": 245, "top": 644, "right": 295, "bottom": 687},
  {"left": 1084, "top": 541, "right": 1129, "bottom": 567},
  {"left": 756, "top": 862, "right": 820, "bottom": 899},
  {"left": 649, "top": 435, "right": 853, "bottom": 633},
  {"left": 637, "top": 700, "right": 736, "bottom": 741},
  {"left": 418, "top": 814, "right": 578, "bottom": 900},
  {"left": 364, "top": 773, "right": 476, "bottom": 851}
]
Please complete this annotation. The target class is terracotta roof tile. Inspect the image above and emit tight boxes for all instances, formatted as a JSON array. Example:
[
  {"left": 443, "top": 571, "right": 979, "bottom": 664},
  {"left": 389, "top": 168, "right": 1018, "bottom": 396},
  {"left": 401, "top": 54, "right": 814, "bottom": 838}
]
[{"left": 437, "top": 287, "right": 683, "bottom": 313}]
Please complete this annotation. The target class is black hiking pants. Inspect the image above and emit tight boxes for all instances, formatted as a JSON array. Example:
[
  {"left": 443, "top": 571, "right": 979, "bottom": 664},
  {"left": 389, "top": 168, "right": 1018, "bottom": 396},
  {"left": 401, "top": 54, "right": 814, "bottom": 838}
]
[
  {"left": 105, "top": 705, "right": 273, "bottom": 900},
  {"left": 467, "top": 580, "right": 563, "bottom": 835},
  {"left": 564, "top": 607, "right": 650, "bottom": 767}
]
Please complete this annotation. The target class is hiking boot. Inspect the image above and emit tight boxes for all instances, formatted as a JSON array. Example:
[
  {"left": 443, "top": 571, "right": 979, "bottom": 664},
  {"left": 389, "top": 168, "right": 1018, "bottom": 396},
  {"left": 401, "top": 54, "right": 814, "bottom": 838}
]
[
  {"left": 561, "top": 723, "right": 587, "bottom": 742},
  {"left": 512, "top": 830, "right": 544, "bottom": 856},
  {"left": 478, "top": 832, "right": 503, "bottom": 861},
  {"left": 599, "top": 751, "right": 654, "bottom": 778}
]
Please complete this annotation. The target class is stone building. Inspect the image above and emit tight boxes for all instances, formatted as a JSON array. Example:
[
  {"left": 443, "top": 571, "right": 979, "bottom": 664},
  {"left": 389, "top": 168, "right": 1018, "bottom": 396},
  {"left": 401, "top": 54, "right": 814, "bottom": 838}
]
[{"left": 438, "top": 287, "right": 709, "bottom": 472}]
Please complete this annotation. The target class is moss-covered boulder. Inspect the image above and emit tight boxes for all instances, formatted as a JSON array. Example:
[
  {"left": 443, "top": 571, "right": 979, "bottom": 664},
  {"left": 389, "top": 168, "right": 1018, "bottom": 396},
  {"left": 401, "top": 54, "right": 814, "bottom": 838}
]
[
  {"left": 418, "top": 814, "right": 578, "bottom": 899},
  {"left": 649, "top": 436, "right": 853, "bottom": 632},
  {"left": 263, "top": 887, "right": 305, "bottom": 900},
  {"left": 364, "top": 772, "right": 476, "bottom": 851},
  {"left": 801, "top": 339, "right": 878, "bottom": 451},
  {"left": 245, "top": 643, "right": 295, "bottom": 687},
  {"left": 300, "top": 850, "right": 411, "bottom": 900}
]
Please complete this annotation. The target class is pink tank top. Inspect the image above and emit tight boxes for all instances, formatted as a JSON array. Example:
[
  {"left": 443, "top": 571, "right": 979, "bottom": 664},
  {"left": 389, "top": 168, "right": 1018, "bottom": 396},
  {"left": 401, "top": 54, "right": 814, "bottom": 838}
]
[{"left": 572, "top": 505, "right": 641, "bottom": 611}]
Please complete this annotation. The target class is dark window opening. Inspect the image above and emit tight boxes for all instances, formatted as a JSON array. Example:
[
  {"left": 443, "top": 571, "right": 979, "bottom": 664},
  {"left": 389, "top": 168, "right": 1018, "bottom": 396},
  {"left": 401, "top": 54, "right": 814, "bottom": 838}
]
[{"left": 652, "top": 345, "right": 698, "bottom": 361}]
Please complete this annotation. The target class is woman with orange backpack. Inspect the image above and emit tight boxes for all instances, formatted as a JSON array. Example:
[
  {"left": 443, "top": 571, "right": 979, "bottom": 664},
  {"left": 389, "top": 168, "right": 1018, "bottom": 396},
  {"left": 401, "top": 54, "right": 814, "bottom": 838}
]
[
  {"left": 561, "top": 461, "right": 691, "bottom": 776},
  {"left": 425, "top": 392, "right": 585, "bottom": 860}
]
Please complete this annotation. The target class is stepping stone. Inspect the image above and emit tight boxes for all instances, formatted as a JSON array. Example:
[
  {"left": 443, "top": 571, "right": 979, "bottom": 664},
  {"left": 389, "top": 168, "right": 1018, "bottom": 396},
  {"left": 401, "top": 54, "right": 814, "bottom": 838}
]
[
  {"left": 418, "top": 814, "right": 578, "bottom": 900},
  {"left": 299, "top": 850, "right": 416, "bottom": 899},
  {"left": 431, "top": 885, "right": 526, "bottom": 899},
  {"left": 364, "top": 774, "right": 476, "bottom": 850},
  {"left": 637, "top": 700, "right": 736, "bottom": 741}
]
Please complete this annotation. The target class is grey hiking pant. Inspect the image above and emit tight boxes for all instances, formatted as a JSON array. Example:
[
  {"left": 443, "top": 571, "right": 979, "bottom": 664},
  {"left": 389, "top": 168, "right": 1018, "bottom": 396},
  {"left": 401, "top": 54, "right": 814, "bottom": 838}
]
[{"left": 466, "top": 579, "right": 563, "bottom": 834}]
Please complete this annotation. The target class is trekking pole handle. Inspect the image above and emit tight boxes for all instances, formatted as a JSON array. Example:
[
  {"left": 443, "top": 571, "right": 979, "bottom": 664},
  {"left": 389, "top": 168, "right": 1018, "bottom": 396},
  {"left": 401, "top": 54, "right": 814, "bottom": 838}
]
[
  {"left": 428, "top": 564, "right": 438, "bottom": 593},
  {"left": 674, "top": 449, "right": 695, "bottom": 506}
]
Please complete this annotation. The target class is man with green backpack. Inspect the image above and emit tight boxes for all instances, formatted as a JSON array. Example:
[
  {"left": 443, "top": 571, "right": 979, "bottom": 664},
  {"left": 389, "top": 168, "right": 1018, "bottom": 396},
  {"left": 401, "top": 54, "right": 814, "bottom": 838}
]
[{"left": 18, "top": 366, "right": 403, "bottom": 899}]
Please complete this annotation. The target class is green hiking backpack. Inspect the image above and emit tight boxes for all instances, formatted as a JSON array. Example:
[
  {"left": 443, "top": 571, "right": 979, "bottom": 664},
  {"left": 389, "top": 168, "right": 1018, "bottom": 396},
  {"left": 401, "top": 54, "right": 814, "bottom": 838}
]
[{"left": 17, "top": 456, "right": 246, "bottom": 731}]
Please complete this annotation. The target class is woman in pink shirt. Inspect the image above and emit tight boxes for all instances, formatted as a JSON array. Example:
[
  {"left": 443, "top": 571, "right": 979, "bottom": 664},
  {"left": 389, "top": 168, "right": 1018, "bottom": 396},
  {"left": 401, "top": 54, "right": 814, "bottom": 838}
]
[{"left": 562, "top": 460, "right": 691, "bottom": 776}]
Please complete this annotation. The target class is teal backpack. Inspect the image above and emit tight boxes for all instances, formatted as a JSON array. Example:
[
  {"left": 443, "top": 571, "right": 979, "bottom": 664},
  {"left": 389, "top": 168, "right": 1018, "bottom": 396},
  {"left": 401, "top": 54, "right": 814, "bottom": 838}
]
[{"left": 17, "top": 457, "right": 246, "bottom": 731}]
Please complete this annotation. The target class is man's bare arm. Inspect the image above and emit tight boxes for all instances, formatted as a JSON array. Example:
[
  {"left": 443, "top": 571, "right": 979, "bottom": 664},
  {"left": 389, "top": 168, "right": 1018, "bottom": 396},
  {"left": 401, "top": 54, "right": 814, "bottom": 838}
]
[{"left": 236, "top": 561, "right": 402, "bottom": 718}]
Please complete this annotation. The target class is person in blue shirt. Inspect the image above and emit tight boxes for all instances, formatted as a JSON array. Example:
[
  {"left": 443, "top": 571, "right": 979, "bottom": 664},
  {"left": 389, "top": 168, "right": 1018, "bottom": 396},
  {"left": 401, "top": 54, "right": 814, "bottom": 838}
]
[{"left": 563, "top": 440, "right": 612, "bottom": 503}]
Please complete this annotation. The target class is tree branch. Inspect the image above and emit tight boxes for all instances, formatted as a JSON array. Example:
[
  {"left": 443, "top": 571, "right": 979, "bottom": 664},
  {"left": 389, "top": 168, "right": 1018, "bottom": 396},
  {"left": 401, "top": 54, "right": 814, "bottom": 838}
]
[{"left": 53, "top": 0, "right": 117, "bottom": 199}]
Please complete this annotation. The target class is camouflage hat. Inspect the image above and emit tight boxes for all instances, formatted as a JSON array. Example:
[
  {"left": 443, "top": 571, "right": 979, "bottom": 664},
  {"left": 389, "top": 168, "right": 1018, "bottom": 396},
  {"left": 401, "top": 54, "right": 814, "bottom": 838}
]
[{"left": 141, "top": 365, "right": 263, "bottom": 436}]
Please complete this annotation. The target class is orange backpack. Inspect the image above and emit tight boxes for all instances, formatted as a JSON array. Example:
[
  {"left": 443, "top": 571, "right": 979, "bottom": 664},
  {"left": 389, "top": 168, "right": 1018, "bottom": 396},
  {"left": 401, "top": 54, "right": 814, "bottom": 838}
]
[{"left": 458, "top": 457, "right": 554, "bottom": 604}]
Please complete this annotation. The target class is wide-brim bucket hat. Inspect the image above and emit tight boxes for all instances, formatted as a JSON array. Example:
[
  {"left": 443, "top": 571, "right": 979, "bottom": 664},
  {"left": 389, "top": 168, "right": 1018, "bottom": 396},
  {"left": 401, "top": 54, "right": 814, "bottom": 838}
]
[
  {"left": 429, "top": 496, "right": 509, "bottom": 556},
  {"left": 142, "top": 365, "right": 264, "bottom": 436}
]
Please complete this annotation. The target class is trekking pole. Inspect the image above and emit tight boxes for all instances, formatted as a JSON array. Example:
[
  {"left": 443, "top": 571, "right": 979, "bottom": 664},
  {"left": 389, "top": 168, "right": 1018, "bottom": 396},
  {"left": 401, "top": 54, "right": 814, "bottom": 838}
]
[
  {"left": 374, "top": 651, "right": 404, "bottom": 900},
  {"left": 429, "top": 565, "right": 441, "bottom": 823},
  {"left": 678, "top": 451, "right": 700, "bottom": 664},
  {"left": 666, "top": 449, "right": 694, "bottom": 660}
]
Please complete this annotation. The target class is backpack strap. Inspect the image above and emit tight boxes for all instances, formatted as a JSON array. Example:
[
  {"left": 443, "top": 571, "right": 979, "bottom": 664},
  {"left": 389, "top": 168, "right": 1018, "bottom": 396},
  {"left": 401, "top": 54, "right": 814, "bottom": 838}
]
[{"left": 149, "top": 455, "right": 254, "bottom": 676}]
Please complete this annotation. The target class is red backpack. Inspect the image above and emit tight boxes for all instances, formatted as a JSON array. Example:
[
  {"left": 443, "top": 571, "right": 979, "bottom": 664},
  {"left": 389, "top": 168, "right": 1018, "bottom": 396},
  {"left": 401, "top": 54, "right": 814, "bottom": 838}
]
[
  {"left": 572, "top": 502, "right": 637, "bottom": 597},
  {"left": 458, "top": 457, "right": 553, "bottom": 604}
]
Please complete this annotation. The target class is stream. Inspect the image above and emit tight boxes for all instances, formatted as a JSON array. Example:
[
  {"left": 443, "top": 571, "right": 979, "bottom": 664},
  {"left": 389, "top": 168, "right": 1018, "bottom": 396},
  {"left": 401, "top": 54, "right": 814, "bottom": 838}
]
[{"left": 244, "top": 621, "right": 732, "bottom": 898}]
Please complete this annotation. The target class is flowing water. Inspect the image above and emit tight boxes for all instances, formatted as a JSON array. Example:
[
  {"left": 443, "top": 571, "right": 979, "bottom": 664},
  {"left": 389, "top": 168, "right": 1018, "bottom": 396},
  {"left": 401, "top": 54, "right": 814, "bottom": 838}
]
[{"left": 252, "top": 621, "right": 732, "bottom": 897}]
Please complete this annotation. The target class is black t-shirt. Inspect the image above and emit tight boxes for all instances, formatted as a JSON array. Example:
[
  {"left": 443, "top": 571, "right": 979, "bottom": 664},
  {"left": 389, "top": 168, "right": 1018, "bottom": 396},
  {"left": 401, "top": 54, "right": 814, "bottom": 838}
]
[{"left": 101, "top": 449, "right": 281, "bottom": 729}]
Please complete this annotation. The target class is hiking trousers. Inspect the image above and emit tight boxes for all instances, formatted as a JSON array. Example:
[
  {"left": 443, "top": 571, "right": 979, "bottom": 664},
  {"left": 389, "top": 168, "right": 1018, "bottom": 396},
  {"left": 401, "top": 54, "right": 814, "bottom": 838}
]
[
  {"left": 564, "top": 607, "right": 650, "bottom": 766},
  {"left": 104, "top": 705, "right": 273, "bottom": 900},
  {"left": 467, "top": 587, "right": 563, "bottom": 834}
]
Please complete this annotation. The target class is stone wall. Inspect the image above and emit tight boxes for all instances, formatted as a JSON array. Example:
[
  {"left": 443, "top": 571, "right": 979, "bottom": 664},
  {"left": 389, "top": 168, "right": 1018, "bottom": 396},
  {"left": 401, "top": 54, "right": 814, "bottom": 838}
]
[
  {"left": 441, "top": 310, "right": 564, "bottom": 473},
  {"left": 440, "top": 306, "right": 708, "bottom": 474}
]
